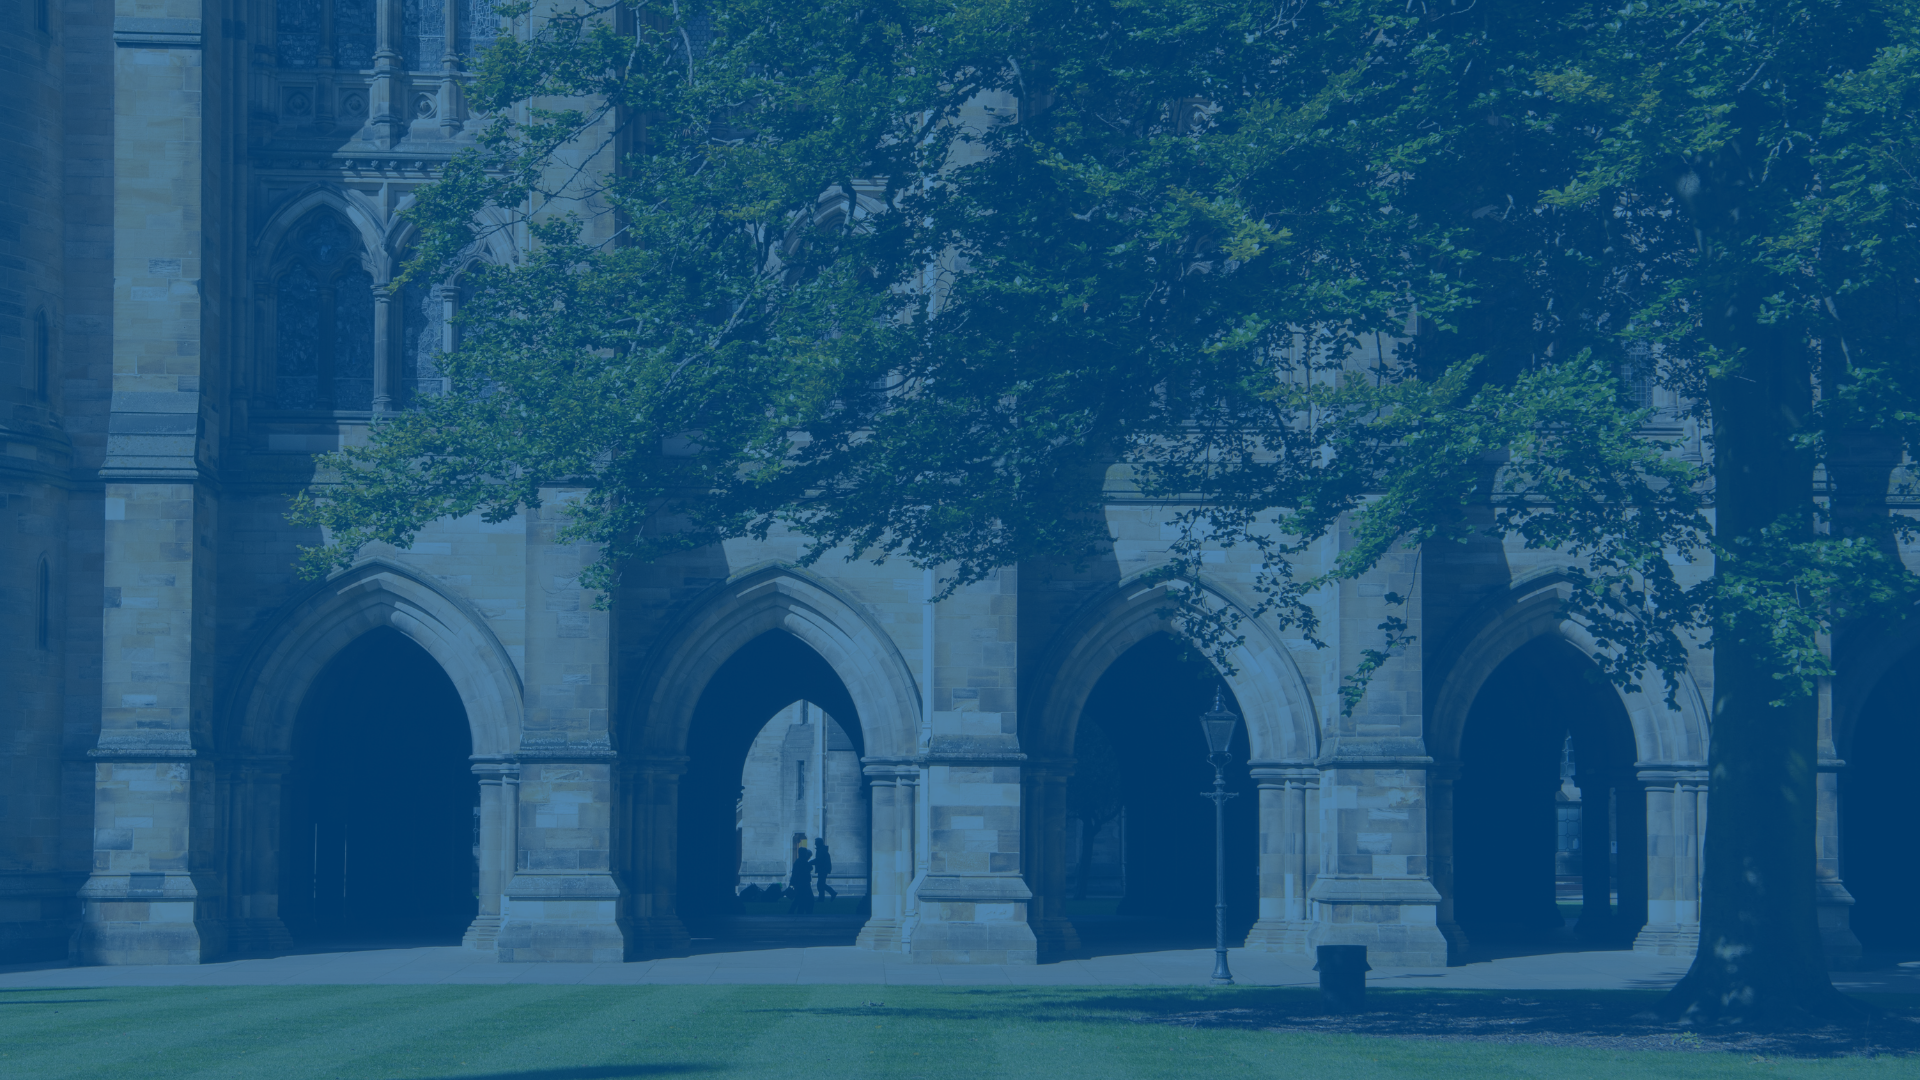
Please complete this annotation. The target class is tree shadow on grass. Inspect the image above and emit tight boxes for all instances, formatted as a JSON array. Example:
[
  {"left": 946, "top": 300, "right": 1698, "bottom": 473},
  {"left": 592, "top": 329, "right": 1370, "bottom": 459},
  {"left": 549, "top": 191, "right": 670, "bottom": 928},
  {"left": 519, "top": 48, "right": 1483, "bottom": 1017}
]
[
  {"left": 1054, "top": 987, "right": 1920, "bottom": 1059},
  {"left": 759, "top": 986, "right": 1920, "bottom": 1058},
  {"left": 414, "top": 1060, "right": 721, "bottom": 1068}
]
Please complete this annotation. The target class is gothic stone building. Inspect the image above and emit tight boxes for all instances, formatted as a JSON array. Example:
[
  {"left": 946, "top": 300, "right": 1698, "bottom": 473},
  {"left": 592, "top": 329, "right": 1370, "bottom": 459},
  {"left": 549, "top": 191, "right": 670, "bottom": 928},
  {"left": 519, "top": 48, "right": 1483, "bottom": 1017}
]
[{"left": 5, "top": 0, "right": 1917, "bottom": 970}]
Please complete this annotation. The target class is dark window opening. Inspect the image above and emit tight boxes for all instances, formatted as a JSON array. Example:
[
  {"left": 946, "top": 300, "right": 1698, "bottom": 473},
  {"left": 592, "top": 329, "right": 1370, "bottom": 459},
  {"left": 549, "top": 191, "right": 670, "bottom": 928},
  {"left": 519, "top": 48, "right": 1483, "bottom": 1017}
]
[
  {"left": 32, "top": 309, "right": 49, "bottom": 401},
  {"left": 273, "top": 212, "right": 375, "bottom": 411},
  {"left": 35, "top": 559, "right": 50, "bottom": 650}
]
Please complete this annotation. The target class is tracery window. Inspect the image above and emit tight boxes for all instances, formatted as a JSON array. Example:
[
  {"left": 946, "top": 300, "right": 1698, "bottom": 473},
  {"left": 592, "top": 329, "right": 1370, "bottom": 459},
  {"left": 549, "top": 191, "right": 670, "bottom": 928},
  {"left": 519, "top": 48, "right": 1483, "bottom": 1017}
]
[
  {"left": 276, "top": 0, "right": 500, "bottom": 72},
  {"left": 399, "top": 276, "right": 454, "bottom": 403},
  {"left": 273, "top": 212, "right": 376, "bottom": 411}
]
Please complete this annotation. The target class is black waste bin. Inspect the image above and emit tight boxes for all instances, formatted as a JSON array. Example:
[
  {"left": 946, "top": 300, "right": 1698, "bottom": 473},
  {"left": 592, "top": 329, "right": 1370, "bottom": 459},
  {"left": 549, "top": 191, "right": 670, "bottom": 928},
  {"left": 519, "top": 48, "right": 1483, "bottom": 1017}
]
[{"left": 1314, "top": 945, "right": 1370, "bottom": 1013}]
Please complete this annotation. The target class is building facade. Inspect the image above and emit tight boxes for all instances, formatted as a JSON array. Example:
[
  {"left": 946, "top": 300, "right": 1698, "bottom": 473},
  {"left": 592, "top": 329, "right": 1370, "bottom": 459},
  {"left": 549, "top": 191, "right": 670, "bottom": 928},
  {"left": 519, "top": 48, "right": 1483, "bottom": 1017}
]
[{"left": 3, "top": 0, "right": 1914, "bottom": 969}]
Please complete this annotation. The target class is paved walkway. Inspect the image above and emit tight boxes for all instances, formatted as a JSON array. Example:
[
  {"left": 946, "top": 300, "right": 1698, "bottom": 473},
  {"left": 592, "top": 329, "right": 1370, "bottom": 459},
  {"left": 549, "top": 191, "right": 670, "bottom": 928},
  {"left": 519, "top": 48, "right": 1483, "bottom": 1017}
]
[{"left": 5, "top": 944, "right": 1919, "bottom": 992}]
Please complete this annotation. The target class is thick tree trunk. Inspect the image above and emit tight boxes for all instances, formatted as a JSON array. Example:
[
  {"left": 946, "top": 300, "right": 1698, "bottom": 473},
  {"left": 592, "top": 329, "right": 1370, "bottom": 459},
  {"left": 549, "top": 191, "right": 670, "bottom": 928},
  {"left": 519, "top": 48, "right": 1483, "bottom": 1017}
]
[{"left": 1660, "top": 313, "right": 1862, "bottom": 1026}]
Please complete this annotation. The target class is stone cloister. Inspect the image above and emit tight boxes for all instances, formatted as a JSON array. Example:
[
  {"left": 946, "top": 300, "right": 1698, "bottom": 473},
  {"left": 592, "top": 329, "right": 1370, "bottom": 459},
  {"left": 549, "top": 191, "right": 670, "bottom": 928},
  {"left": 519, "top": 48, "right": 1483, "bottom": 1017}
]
[{"left": 5, "top": 0, "right": 1918, "bottom": 969}]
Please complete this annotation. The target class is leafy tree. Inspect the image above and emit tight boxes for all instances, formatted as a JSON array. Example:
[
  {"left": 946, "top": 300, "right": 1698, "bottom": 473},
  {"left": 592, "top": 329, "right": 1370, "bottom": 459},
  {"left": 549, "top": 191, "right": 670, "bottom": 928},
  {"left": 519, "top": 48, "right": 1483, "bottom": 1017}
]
[{"left": 291, "top": 0, "right": 1920, "bottom": 1025}]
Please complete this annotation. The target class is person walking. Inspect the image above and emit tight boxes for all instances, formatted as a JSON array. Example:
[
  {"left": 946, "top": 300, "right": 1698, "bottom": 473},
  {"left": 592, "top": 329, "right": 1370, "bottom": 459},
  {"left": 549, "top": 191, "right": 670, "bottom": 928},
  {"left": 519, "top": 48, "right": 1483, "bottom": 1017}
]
[
  {"left": 814, "top": 838, "right": 837, "bottom": 901},
  {"left": 787, "top": 845, "right": 815, "bottom": 914}
]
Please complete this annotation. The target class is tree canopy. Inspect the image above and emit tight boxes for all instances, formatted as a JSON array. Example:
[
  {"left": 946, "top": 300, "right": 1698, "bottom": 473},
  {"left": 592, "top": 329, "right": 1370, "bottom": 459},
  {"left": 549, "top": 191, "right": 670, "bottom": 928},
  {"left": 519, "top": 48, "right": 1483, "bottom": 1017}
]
[{"left": 291, "top": 0, "right": 1920, "bottom": 1024}]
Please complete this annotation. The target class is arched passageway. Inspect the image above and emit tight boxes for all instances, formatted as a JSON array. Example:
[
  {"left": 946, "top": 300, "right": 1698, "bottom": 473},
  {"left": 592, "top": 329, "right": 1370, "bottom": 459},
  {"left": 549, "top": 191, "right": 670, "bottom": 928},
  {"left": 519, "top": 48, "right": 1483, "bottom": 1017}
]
[
  {"left": 1451, "top": 636, "right": 1645, "bottom": 951},
  {"left": 1065, "top": 634, "right": 1256, "bottom": 946},
  {"left": 279, "top": 627, "right": 478, "bottom": 944},
  {"left": 677, "top": 630, "right": 871, "bottom": 948},
  {"left": 1843, "top": 645, "right": 1920, "bottom": 953}
]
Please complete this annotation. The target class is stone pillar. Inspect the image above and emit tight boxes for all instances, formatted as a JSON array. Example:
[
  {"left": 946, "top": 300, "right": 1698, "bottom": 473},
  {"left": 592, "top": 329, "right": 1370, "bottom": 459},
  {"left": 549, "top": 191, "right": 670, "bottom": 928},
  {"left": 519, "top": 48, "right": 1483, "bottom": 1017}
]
[
  {"left": 856, "top": 762, "right": 911, "bottom": 952},
  {"left": 225, "top": 761, "right": 293, "bottom": 955},
  {"left": 1306, "top": 758, "right": 1448, "bottom": 967},
  {"left": 370, "top": 285, "right": 393, "bottom": 413},
  {"left": 622, "top": 757, "right": 690, "bottom": 958},
  {"left": 72, "top": 0, "right": 229, "bottom": 968},
  {"left": 497, "top": 491, "right": 626, "bottom": 962},
  {"left": 1815, "top": 755, "right": 1862, "bottom": 968},
  {"left": 912, "top": 753, "right": 1036, "bottom": 964},
  {"left": 1426, "top": 762, "right": 1467, "bottom": 962},
  {"left": 1575, "top": 767, "right": 1615, "bottom": 940},
  {"left": 1245, "top": 763, "right": 1316, "bottom": 952},
  {"left": 1022, "top": 760, "right": 1079, "bottom": 958},
  {"left": 367, "top": 0, "right": 403, "bottom": 145},
  {"left": 1634, "top": 766, "right": 1704, "bottom": 955},
  {"left": 464, "top": 760, "right": 516, "bottom": 949}
]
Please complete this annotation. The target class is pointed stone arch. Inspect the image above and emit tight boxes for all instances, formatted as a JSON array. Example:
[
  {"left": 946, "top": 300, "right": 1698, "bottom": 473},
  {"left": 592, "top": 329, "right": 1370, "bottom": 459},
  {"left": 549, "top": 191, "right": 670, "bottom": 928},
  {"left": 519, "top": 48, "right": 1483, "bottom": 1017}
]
[
  {"left": 1426, "top": 572, "right": 1710, "bottom": 959},
  {"left": 627, "top": 564, "right": 922, "bottom": 761},
  {"left": 618, "top": 563, "right": 924, "bottom": 955},
  {"left": 1427, "top": 573, "right": 1707, "bottom": 768},
  {"left": 255, "top": 187, "right": 392, "bottom": 282},
  {"left": 219, "top": 561, "right": 521, "bottom": 954},
  {"left": 226, "top": 560, "right": 522, "bottom": 758},
  {"left": 1019, "top": 573, "right": 1320, "bottom": 955},
  {"left": 1025, "top": 574, "right": 1319, "bottom": 765}
]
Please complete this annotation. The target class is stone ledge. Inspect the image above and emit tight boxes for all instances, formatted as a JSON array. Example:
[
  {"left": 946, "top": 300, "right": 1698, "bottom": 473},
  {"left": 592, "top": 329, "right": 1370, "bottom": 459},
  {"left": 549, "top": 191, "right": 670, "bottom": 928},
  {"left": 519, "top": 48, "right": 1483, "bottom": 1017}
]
[
  {"left": 1307, "top": 875, "right": 1442, "bottom": 905},
  {"left": 113, "top": 16, "right": 202, "bottom": 47},
  {"left": 914, "top": 875, "right": 1033, "bottom": 903}
]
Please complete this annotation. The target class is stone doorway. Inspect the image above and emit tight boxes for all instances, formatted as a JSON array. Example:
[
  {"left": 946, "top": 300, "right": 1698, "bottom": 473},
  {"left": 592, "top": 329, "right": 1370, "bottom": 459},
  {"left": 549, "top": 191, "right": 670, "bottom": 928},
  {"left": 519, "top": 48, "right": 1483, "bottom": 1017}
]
[
  {"left": 1449, "top": 636, "right": 1646, "bottom": 954},
  {"left": 1842, "top": 645, "right": 1920, "bottom": 954},
  {"left": 677, "top": 630, "right": 871, "bottom": 950},
  {"left": 280, "top": 627, "right": 479, "bottom": 946},
  {"left": 1064, "top": 633, "right": 1256, "bottom": 951}
]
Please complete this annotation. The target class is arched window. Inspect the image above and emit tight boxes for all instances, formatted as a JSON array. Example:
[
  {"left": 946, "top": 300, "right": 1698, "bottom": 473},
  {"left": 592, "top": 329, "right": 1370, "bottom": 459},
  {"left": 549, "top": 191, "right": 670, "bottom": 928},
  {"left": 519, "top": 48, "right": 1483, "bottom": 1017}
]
[
  {"left": 274, "top": 211, "right": 376, "bottom": 411},
  {"left": 278, "top": 0, "right": 498, "bottom": 72},
  {"left": 32, "top": 308, "right": 49, "bottom": 401},
  {"left": 399, "top": 277, "right": 449, "bottom": 404},
  {"left": 35, "top": 558, "right": 50, "bottom": 651}
]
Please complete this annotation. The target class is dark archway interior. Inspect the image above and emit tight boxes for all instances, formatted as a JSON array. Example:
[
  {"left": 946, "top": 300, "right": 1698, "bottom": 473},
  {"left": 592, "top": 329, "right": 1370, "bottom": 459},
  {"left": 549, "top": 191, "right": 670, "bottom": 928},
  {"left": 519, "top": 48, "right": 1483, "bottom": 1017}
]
[
  {"left": 1844, "top": 646, "right": 1920, "bottom": 951},
  {"left": 1454, "top": 636, "right": 1644, "bottom": 945},
  {"left": 1074, "top": 633, "right": 1256, "bottom": 941},
  {"left": 281, "top": 627, "right": 478, "bottom": 943},
  {"left": 678, "top": 630, "right": 867, "bottom": 932}
]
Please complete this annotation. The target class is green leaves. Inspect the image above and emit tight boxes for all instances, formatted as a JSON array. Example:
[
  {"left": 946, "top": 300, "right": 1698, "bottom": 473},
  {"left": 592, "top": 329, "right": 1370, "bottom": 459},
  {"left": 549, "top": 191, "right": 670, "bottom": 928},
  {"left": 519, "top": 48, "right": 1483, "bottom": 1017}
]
[{"left": 293, "top": 0, "right": 1920, "bottom": 720}]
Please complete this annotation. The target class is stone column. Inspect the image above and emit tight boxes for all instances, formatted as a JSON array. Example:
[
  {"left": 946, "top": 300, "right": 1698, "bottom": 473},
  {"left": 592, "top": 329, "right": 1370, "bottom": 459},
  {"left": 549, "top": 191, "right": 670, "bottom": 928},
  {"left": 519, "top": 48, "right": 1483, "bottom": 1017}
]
[
  {"left": 1634, "top": 766, "right": 1705, "bottom": 955},
  {"left": 1245, "top": 764, "right": 1316, "bottom": 952},
  {"left": 1022, "top": 760, "right": 1079, "bottom": 958},
  {"left": 1574, "top": 766, "right": 1615, "bottom": 940},
  {"left": 497, "top": 490, "right": 626, "bottom": 962},
  {"left": 1815, "top": 754, "right": 1862, "bottom": 968},
  {"left": 907, "top": 569, "right": 1036, "bottom": 965},
  {"left": 463, "top": 759, "right": 516, "bottom": 949},
  {"left": 370, "top": 285, "right": 393, "bottom": 413},
  {"left": 622, "top": 757, "right": 690, "bottom": 958},
  {"left": 1305, "top": 758, "right": 1448, "bottom": 967},
  {"left": 72, "top": 4, "right": 227, "bottom": 961},
  {"left": 367, "top": 0, "right": 403, "bottom": 145},
  {"left": 226, "top": 760, "right": 293, "bottom": 955},
  {"left": 1425, "top": 762, "right": 1467, "bottom": 962},
  {"left": 856, "top": 761, "right": 912, "bottom": 952}
]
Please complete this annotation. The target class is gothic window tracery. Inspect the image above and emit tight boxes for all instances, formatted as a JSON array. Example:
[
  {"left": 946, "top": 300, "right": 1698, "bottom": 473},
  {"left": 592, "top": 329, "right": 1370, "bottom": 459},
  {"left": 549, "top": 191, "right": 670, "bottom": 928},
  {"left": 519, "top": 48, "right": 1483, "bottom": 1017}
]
[{"left": 273, "top": 212, "right": 377, "bottom": 411}]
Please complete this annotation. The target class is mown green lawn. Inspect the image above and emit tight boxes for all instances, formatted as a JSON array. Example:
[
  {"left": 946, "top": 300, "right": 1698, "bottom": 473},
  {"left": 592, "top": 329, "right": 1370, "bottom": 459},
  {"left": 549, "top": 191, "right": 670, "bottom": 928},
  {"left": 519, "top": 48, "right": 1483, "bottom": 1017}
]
[{"left": 0, "top": 984, "right": 1912, "bottom": 1079}]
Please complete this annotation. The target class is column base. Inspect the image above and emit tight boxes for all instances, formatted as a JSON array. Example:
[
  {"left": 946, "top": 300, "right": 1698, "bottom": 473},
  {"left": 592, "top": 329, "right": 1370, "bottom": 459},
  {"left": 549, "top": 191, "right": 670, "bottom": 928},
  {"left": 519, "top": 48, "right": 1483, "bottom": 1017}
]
[
  {"left": 907, "top": 876, "right": 1038, "bottom": 964},
  {"left": 623, "top": 915, "right": 691, "bottom": 960},
  {"left": 1306, "top": 876, "right": 1449, "bottom": 968},
  {"left": 498, "top": 874, "right": 627, "bottom": 963},
  {"left": 1029, "top": 915, "right": 1081, "bottom": 959},
  {"left": 461, "top": 914, "right": 502, "bottom": 951},
  {"left": 1817, "top": 886, "right": 1863, "bottom": 970},
  {"left": 1631, "top": 923, "right": 1700, "bottom": 956},
  {"left": 1242, "top": 918, "right": 1311, "bottom": 953},
  {"left": 1436, "top": 919, "right": 1471, "bottom": 965},
  {"left": 70, "top": 873, "right": 222, "bottom": 965},
  {"left": 226, "top": 917, "right": 294, "bottom": 957},
  {"left": 855, "top": 917, "right": 904, "bottom": 953}
]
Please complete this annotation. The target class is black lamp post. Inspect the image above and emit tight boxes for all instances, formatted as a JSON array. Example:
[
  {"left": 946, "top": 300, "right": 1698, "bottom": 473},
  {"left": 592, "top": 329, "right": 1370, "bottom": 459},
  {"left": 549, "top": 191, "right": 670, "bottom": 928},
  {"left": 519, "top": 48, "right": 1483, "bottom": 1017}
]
[{"left": 1198, "top": 687, "right": 1240, "bottom": 986}]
